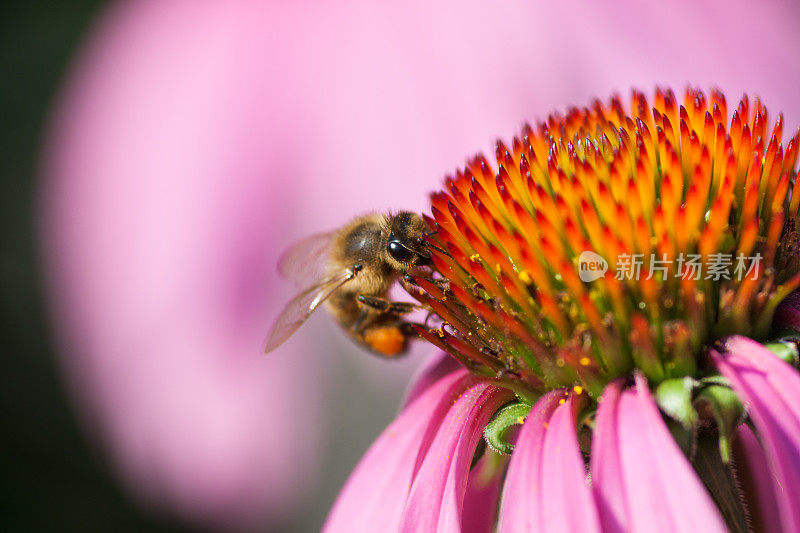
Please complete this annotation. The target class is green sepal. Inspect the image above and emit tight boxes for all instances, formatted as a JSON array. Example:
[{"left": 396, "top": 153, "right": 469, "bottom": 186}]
[
  {"left": 694, "top": 384, "right": 743, "bottom": 463},
  {"left": 764, "top": 339, "right": 800, "bottom": 366},
  {"left": 699, "top": 375, "right": 730, "bottom": 387},
  {"left": 484, "top": 402, "right": 531, "bottom": 455},
  {"left": 654, "top": 377, "right": 698, "bottom": 430}
]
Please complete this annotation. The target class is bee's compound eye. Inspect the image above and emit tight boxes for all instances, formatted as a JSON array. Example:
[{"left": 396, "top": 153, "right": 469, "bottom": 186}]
[{"left": 388, "top": 240, "right": 414, "bottom": 263}]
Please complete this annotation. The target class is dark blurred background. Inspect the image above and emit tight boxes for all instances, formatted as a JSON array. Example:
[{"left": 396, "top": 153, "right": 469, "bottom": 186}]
[
  {"left": 1, "top": 2, "right": 176, "bottom": 529},
  {"left": 3, "top": 6, "right": 411, "bottom": 528}
]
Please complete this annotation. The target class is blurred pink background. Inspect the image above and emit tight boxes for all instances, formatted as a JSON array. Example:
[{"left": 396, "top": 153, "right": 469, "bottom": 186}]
[{"left": 39, "top": 0, "right": 800, "bottom": 529}]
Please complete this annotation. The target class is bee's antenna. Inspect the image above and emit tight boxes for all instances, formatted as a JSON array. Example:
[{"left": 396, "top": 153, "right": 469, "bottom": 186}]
[{"left": 425, "top": 240, "right": 450, "bottom": 257}]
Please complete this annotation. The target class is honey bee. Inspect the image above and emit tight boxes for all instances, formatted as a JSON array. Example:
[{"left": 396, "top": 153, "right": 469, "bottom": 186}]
[{"left": 264, "top": 212, "right": 432, "bottom": 356}]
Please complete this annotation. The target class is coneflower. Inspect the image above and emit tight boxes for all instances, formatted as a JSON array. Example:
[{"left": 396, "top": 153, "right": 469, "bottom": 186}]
[{"left": 325, "top": 88, "right": 800, "bottom": 532}]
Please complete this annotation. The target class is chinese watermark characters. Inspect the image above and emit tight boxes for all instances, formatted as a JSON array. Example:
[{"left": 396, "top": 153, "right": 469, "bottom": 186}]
[{"left": 579, "top": 251, "right": 763, "bottom": 282}]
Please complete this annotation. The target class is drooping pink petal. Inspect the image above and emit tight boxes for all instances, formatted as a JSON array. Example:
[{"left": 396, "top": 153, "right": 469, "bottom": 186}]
[
  {"left": 732, "top": 424, "right": 782, "bottom": 533},
  {"left": 712, "top": 336, "right": 800, "bottom": 532},
  {"left": 399, "top": 383, "right": 514, "bottom": 532},
  {"left": 498, "top": 392, "right": 563, "bottom": 533},
  {"left": 498, "top": 391, "right": 601, "bottom": 533},
  {"left": 461, "top": 453, "right": 507, "bottom": 533},
  {"left": 323, "top": 369, "right": 474, "bottom": 533},
  {"left": 591, "top": 375, "right": 727, "bottom": 533},
  {"left": 402, "top": 352, "right": 463, "bottom": 409}
]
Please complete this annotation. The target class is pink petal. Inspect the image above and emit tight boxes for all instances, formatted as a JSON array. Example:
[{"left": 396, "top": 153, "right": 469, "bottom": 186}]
[
  {"left": 591, "top": 375, "right": 727, "bottom": 533},
  {"left": 498, "top": 391, "right": 601, "bottom": 533},
  {"left": 712, "top": 336, "right": 800, "bottom": 532},
  {"left": 400, "top": 383, "right": 514, "bottom": 532},
  {"left": 324, "top": 369, "right": 474, "bottom": 533},
  {"left": 461, "top": 453, "right": 507, "bottom": 533},
  {"left": 402, "top": 352, "right": 463, "bottom": 409},
  {"left": 732, "top": 424, "right": 782, "bottom": 532}
]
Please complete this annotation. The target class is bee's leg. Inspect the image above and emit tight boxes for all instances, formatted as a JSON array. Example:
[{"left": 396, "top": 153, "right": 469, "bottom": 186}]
[
  {"left": 399, "top": 321, "right": 420, "bottom": 334},
  {"left": 402, "top": 273, "right": 449, "bottom": 292},
  {"left": 399, "top": 274, "right": 426, "bottom": 303},
  {"left": 351, "top": 306, "right": 372, "bottom": 333},
  {"left": 423, "top": 310, "right": 440, "bottom": 328},
  {"left": 398, "top": 321, "right": 437, "bottom": 338},
  {"left": 360, "top": 320, "right": 432, "bottom": 356},
  {"left": 356, "top": 295, "right": 423, "bottom": 315},
  {"left": 401, "top": 273, "right": 416, "bottom": 286}
]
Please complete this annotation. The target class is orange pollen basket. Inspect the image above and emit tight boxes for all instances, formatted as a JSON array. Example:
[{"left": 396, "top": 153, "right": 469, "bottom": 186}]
[{"left": 413, "top": 87, "right": 800, "bottom": 398}]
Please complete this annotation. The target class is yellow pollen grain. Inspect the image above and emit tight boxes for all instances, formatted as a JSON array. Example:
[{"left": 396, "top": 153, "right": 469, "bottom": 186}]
[
  {"left": 519, "top": 270, "right": 532, "bottom": 284},
  {"left": 470, "top": 254, "right": 482, "bottom": 262},
  {"left": 516, "top": 416, "right": 525, "bottom": 425},
  {"left": 559, "top": 398, "right": 566, "bottom": 405},
  {"left": 579, "top": 357, "right": 591, "bottom": 366},
  {"left": 495, "top": 263, "right": 501, "bottom": 273},
  {"left": 573, "top": 385, "right": 584, "bottom": 395},
  {"left": 556, "top": 358, "right": 566, "bottom": 367}
]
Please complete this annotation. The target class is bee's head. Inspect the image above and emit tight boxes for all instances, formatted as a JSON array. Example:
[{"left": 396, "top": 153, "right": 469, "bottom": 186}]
[{"left": 385, "top": 212, "right": 432, "bottom": 269}]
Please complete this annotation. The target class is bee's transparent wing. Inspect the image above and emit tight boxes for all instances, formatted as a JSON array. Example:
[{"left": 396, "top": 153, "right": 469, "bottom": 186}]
[
  {"left": 263, "top": 269, "right": 355, "bottom": 353},
  {"left": 277, "top": 231, "right": 336, "bottom": 288}
]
